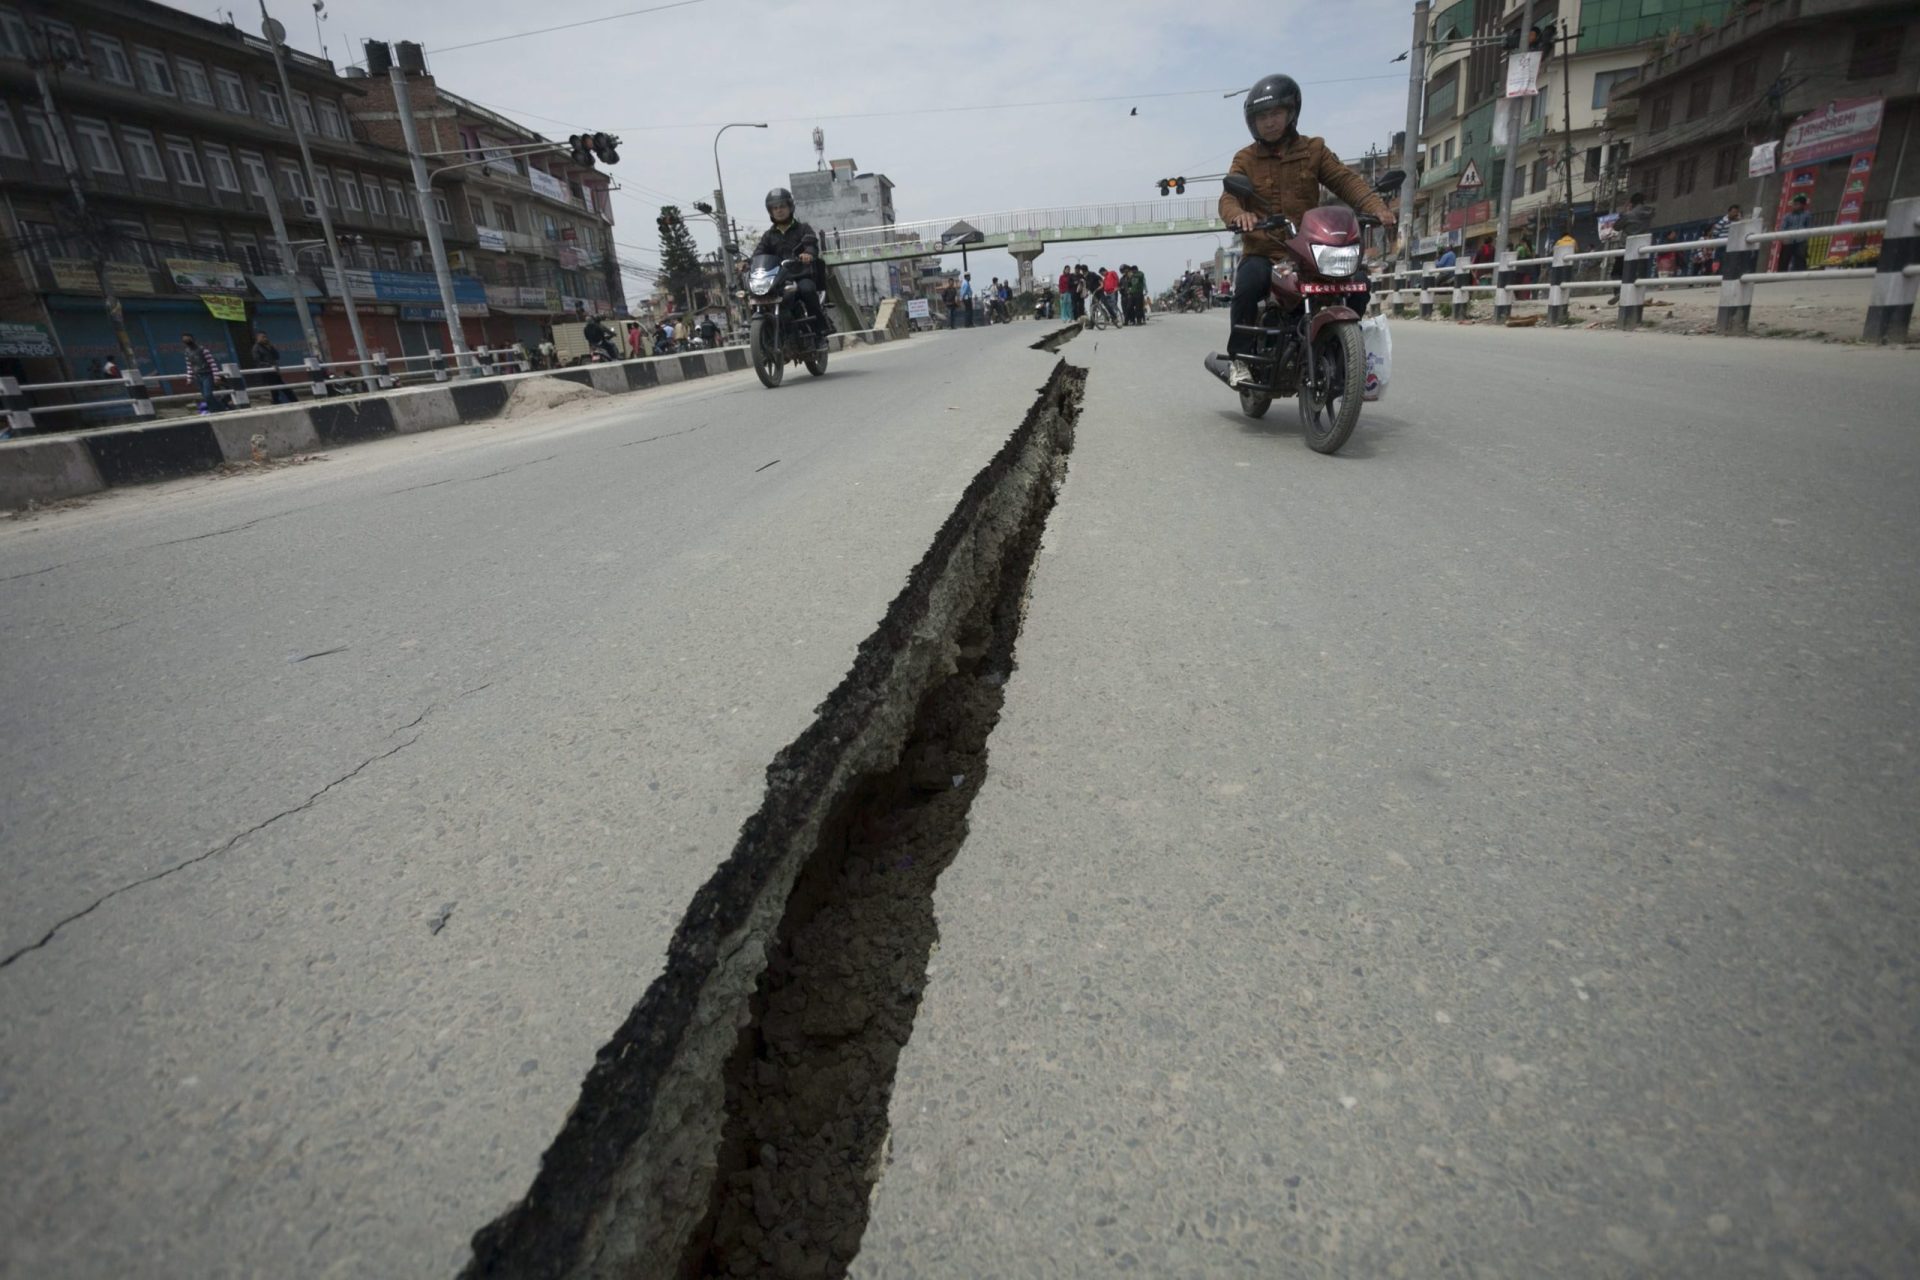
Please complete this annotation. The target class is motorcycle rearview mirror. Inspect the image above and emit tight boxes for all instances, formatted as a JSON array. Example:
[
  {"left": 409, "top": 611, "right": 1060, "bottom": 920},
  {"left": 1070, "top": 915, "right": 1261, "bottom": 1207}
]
[
  {"left": 1371, "top": 168, "right": 1407, "bottom": 196},
  {"left": 1222, "top": 174, "right": 1260, "bottom": 208}
]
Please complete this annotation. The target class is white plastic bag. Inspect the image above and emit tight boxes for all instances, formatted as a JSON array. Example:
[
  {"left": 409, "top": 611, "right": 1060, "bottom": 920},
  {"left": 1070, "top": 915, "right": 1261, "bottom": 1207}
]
[{"left": 1361, "top": 314, "right": 1392, "bottom": 402}]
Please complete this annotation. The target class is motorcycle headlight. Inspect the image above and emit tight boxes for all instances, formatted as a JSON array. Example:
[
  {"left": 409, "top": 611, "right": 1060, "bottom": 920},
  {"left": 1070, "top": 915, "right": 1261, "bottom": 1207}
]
[
  {"left": 1312, "top": 245, "right": 1361, "bottom": 277},
  {"left": 748, "top": 267, "right": 778, "bottom": 295}
]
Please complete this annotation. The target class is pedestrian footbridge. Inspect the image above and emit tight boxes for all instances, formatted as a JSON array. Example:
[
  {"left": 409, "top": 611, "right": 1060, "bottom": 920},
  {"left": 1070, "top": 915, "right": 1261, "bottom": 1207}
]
[{"left": 816, "top": 198, "right": 1224, "bottom": 267}]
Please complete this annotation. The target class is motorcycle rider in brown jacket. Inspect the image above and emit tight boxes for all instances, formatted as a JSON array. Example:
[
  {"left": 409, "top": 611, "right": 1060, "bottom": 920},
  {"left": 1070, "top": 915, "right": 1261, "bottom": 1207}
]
[{"left": 1219, "top": 74, "right": 1396, "bottom": 387}]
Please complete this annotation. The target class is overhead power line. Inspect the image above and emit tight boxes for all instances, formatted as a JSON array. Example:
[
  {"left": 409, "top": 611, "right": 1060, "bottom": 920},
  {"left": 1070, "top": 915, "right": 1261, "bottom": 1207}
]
[{"left": 433, "top": 0, "right": 706, "bottom": 54}]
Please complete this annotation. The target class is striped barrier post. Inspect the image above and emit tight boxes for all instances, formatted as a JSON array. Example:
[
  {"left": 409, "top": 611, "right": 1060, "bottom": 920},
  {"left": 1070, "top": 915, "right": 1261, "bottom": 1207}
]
[
  {"left": 306, "top": 355, "right": 331, "bottom": 398},
  {"left": 1493, "top": 253, "right": 1514, "bottom": 323},
  {"left": 1547, "top": 243, "right": 1572, "bottom": 325},
  {"left": 1452, "top": 267, "right": 1470, "bottom": 320},
  {"left": 122, "top": 367, "right": 156, "bottom": 419},
  {"left": 430, "top": 348, "right": 448, "bottom": 383},
  {"left": 1, "top": 375, "right": 31, "bottom": 435},
  {"left": 1617, "top": 234, "right": 1652, "bottom": 330},
  {"left": 1863, "top": 195, "right": 1918, "bottom": 344},
  {"left": 1419, "top": 269, "right": 1434, "bottom": 321},
  {"left": 220, "top": 362, "right": 251, "bottom": 411},
  {"left": 1716, "top": 218, "right": 1761, "bottom": 336}
]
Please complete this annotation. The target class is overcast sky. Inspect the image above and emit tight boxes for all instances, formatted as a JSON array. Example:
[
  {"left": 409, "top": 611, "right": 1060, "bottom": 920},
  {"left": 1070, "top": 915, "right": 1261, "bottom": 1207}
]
[{"left": 257, "top": 0, "right": 1417, "bottom": 293}]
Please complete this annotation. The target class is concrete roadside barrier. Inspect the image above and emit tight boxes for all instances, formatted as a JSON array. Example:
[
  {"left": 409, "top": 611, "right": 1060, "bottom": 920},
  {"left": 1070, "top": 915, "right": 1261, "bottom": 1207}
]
[{"left": 1, "top": 330, "right": 898, "bottom": 510}]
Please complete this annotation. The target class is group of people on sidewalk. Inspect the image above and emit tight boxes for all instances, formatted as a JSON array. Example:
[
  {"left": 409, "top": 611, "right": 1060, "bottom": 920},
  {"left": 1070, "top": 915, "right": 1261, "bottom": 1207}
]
[
  {"left": 1053, "top": 264, "right": 1149, "bottom": 325},
  {"left": 175, "top": 331, "right": 298, "bottom": 414}
]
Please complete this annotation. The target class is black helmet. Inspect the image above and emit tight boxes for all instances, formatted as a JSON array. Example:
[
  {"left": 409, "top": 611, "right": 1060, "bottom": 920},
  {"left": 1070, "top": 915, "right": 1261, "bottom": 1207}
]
[
  {"left": 1243, "top": 73, "right": 1302, "bottom": 142},
  {"left": 765, "top": 187, "right": 794, "bottom": 215}
]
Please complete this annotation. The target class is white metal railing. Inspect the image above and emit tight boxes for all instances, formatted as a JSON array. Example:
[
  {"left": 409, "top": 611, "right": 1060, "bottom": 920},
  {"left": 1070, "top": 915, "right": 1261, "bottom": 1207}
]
[{"left": 823, "top": 198, "right": 1220, "bottom": 254}]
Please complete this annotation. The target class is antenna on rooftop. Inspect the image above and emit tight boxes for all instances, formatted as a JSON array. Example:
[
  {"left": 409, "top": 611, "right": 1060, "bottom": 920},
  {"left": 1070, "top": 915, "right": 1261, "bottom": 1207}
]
[{"left": 813, "top": 127, "right": 825, "bottom": 172}]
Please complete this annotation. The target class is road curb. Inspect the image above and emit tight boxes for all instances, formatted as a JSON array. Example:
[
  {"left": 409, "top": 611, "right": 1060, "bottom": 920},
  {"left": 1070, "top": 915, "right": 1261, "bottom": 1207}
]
[{"left": 1, "top": 328, "right": 896, "bottom": 509}]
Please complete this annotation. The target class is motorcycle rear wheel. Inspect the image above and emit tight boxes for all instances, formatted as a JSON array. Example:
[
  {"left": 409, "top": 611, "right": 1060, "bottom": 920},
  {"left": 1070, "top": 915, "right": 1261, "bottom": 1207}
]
[
  {"left": 751, "top": 316, "right": 783, "bottom": 389},
  {"left": 1298, "top": 322, "right": 1365, "bottom": 455}
]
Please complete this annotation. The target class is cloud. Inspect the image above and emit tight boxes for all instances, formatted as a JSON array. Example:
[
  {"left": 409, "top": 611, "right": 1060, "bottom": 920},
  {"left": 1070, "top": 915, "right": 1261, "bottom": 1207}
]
[{"left": 306, "top": 0, "right": 1413, "bottom": 294}]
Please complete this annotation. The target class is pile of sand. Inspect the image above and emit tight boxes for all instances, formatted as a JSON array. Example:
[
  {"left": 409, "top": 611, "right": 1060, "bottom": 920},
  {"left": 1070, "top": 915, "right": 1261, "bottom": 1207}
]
[{"left": 499, "top": 376, "right": 608, "bottom": 421}]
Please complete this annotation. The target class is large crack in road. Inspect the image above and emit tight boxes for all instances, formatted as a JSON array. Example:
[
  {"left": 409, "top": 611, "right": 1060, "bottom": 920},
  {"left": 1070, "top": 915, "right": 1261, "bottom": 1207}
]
[{"left": 463, "top": 354, "right": 1086, "bottom": 1280}]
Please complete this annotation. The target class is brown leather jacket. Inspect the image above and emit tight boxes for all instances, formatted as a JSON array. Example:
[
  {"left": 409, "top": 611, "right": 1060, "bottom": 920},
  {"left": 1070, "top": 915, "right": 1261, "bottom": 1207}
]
[{"left": 1219, "top": 133, "right": 1390, "bottom": 261}]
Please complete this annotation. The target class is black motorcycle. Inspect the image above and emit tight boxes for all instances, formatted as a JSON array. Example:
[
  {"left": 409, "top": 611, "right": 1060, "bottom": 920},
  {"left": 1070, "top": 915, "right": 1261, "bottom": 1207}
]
[{"left": 743, "top": 253, "right": 830, "bottom": 389}]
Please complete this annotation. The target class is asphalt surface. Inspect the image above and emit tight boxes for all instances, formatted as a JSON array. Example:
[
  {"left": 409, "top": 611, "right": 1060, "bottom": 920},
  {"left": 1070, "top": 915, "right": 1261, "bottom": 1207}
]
[
  {"left": 0, "top": 327, "right": 1060, "bottom": 1277},
  {"left": 4, "top": 312, "right": 1917, "bottom": 1278},
  {"left": 856, "top": 318, "right": 1920, "bottom": 1275}
]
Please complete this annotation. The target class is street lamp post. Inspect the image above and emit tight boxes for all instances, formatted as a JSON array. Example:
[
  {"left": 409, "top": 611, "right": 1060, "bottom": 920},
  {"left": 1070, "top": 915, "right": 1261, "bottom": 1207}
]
[{"left": 713, "top": 122, "right": 767, "bottom": 334}]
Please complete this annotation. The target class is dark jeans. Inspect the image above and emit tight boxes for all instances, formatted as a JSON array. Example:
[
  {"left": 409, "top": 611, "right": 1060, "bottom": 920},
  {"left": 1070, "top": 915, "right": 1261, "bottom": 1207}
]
[
  {"left": 1779, "top": 243, "right": 1808, "bottom": 273},
  {"left": 196, "top": 372, "right": 224, "bottom": 411},
  {"left": 963, "top": 298, "right": 975, "bottom": 327},
  {"left": 1228, "top": 255, "right": 1274, "bottom": 359}
]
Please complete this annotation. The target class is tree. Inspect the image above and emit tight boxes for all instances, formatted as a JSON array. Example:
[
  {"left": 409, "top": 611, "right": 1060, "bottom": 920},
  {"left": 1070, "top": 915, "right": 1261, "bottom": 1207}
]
[{"left": 657, "top": 206, "right": 705, "bottom": 306}]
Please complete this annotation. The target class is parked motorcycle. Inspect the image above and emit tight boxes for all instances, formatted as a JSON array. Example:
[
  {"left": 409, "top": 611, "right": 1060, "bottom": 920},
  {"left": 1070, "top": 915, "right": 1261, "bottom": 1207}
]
[
  {"left": 1204, "top": 169, "right": 1403, "bottom": 455},
  {"left": 743, "top": 253, "right": 830, "bottom": 388}
]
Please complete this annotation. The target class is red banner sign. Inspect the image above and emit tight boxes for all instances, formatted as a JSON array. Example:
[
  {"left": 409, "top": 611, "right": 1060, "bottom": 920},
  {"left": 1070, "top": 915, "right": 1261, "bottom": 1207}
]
[
  {"left": 1825, "top": 150, "right": 1877, "bottom": 264},
  {"left": 1444, "top": 200, "right": 1492, "bottom": 231}
]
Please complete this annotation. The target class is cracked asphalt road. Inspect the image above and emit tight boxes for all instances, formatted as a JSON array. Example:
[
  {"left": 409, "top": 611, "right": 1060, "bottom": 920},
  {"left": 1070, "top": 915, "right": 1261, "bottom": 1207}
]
[{"left": 0, "top": 331, "right": 1056, "bottom": 1277}]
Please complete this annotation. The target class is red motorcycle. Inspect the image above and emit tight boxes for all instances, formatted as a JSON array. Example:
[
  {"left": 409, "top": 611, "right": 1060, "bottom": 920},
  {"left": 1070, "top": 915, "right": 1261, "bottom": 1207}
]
[{"left": 1206, "top": 169, "right": 1403, "bottom": 454}]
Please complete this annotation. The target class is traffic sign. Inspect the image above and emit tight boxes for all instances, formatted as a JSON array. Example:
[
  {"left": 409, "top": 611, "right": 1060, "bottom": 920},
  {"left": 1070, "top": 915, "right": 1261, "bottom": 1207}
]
[{"left": 1457, "top": 158, "right": 1483, "bottom": 190}]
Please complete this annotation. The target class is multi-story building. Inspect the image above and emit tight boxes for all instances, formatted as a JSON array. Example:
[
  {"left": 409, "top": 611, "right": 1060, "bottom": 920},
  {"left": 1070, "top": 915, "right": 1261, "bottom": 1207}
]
[
  {"left": 1410, "top": 0, "right": 1733, "bottom": 256},
  {"left": 789, "top": 157, "right": 899, "bottom": 314},
  {"left": 0, "top": 1, "right": 618, "bottom": 386},
  {"left": 1614, "top": 0, "right": 1918, "bottom": 243},
  {"left": 346, "top": 50, "right": 622, "bottom": 350}
]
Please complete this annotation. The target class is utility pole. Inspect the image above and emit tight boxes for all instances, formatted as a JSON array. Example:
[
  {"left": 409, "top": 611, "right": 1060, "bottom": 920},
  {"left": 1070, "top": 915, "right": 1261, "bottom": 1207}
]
[
  {"left": 253, "top": 161, "right": 325, "bottom": 362},
  {"left": 1398, "top": 0, "right": 1429, "bottom": 269},
  {"left": 385, "top": 57, "right": 472, "bottom": 372},
  {"left": 712, "top": 122, "right": 767, "bottom": 336},
  {"left": 260, "top": 1, "right": 373, "bottom": 383},
  {"left": 1494, "top": 0, "right": 1536, "bottom": 270},
  {"left": 1560, "top": 19, "right": 1576, "bottom": 232},
  {"left": 27, "top": 28, "right": 138, "bottom": 370}
]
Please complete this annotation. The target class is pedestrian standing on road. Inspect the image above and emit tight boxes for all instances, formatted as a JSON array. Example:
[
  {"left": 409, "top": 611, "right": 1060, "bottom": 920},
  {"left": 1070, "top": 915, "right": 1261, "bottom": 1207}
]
[
  {"left": 1777, "top": 194, "right": 1812, "bottom": 273},
  {"left": 181, "top": 334, "right": 224, "bottom": 413},
  {"left": 1707, "top": 204, "right": 1741, "bottom": 274},
  {"left": 942, "top": 278, "right": 959, "bottom": 328},
  {"left": 1057, "top": 268, "right": 1075, "bottom": 320},
  {"left": 1513, "top": 235, "right": 1535, "bottom": 286},
  {"left": 249, "top": 331, "right": 295, "bottom": 404},
  {"left": 1472, "top": 239, "right": 1495, "bottom": 268},
  {"left": 1100, "top": 265, "right": 1121, "bottom": 323},
  {"left": 960, "top": 273, "right": 975, "bottom": 328}
]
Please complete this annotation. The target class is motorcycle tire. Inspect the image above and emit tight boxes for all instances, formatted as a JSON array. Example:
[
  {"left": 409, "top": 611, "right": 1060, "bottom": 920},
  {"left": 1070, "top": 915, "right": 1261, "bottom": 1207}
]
[
  {"left": 751, "top": 316, "right": 783, "bottom": 389},
  {"left": 803, "top": 346, "right": 829, "bottom": 377},
  {"left": 1239, "top": 387, "right": 1272, "bottom": 419},
  {"left": 1299, "top": 321, "right": 1365, "bottom": 455}
]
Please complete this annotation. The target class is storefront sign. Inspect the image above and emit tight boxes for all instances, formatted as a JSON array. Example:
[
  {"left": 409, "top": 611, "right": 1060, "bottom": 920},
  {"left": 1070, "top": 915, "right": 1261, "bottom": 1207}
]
[
  {"left": 477, "top": 227, "right": 509, "bottom": 252},
  {"left": 201, "top": 294, "right": 249, "bottom": 321},
  {"left": 50, "top": 259, "right": 154, "bottom": 295},
  {"left": 1826, "top": 150, "right": 1878, "bottom": 264},
  {"left": 906, "top": 298, "right": 930, "bottom": 320},
  {"left": 543, "top": 288, "right": 564, "bottom": 314},
  {"left": 1781, "top": 97, "right": 1883, "bottom": 168},
  {"left": 323, "top": 268, "right": 488, "bottom": 307},
  {"left": 0, "top": 320, "right": 57, "bottom": 357},
  {"left": 399, "top": 303, "right": 488, "bottom": 321},
  {"left": 1504, "top": 51, "right": 1542, "bottom": 98},
  {"left": 528, "top": 167, "right": 568, "bottom": 202},
  {"left": 1444, "top": 199, "right": 1492, "bottom": 231},
  {"left": 167, "top": 258, "right": 249, "bottom": 293}
]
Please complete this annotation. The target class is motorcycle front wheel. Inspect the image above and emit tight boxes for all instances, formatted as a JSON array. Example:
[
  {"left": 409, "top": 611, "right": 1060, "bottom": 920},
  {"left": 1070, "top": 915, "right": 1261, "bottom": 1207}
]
[
  {"left": 751, "top": 315, "right": 783, "bottom": 389},
  {"left": 1298, "top": 321, "right": 1365, "bottom": 454}
]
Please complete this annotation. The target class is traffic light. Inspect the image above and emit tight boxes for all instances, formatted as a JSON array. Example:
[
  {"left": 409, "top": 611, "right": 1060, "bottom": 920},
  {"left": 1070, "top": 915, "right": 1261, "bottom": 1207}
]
[
  {"left": 568, "top": 134, "right": 595, "bottom": 166},
  {"left": 1528, "top": 20, "right": 1553, "bottom": 52},
  {"left": 1502, "top": 27, "right": 1521, "bottom": 52},
  {"left": 1175, "top": 176, "right": 1186, "bottom": 194},
  {"left": 1157, "top": 177, "right": 1187, "bottom": 196},
  {"left": 591, "top": 132, "right": 620, "bottom": 165},
  {"left": 1158, "top": 179, "right": 1170, "bottom": 196}
]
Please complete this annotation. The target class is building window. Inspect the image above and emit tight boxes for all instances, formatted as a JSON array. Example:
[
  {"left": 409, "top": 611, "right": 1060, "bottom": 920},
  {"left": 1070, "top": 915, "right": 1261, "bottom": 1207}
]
[
  {"left": 292, "top": 91, "right": 316, "bottom": 135},
  {"left": 192, "top": 230, "right": 226, "bottom": 260},
  {"left": 121, "top": 126, "right": 166, "bottom": 180},
  {"left": 1528, "top": 85, "right": 1549, "bottom": 124},
  {"left": 1591, "top": 68, "right": 1638, "bottom": 110},
  {"left": 71, "top": 117, "right": 121, "bottom": 173},
  {"left": 203, "top": 143, "right": 239, "bottom": 191},
  {"left": 315, "top": 170, "right": 335, "bottom": 206},
  {"left": 363, "top": 177, "right": 385, "bottom": 214},
  {"left": 1728, "top": 57, "right": 1758, "bottom": 103},
  {"left": 379, "top": 246, "right": 400, "bottom": 271},
  {"left": 1584, "top": 146, "right": 1602, "bottom": 184},
  {"left": 1847, "top": 25, "right": 1903, "bottom": 81},
  {"left": 238, "top": 150, "right": 270, "bottom": 197},
  {"left": 1531, "top": 157, "right": 1548, "bottom": 192},
  {"left": 281, "top": 162, "right": 311, "bottom": 200},
  {"left": 134, "top": 46, "right": 176, "bottom": 95},
  {"left": 433, "top": 193, "right": 452, "bottom": 224},
  {"left": 215, "top": 68, "right": 248, "bottom": 113},
  {"left": 317, "top": 99, "right": 344, "bottom": 139},
  {"left": 1643, "top": 165, "right": 1660, "bottom": 201},
  {"left": 386, "top": 182, "right": 410, "bottom": 222},
  {"left": 165, "top": 137, "right": 204, "bottom": 186},
  {"left": 108, "top": 218, "right": 152, "bottom": 265},
  {"left": 231, "top": 233, "right": 264, "bottom": 273},
  {"left": 259, "top": 83, "right": 287, "bottom": 125},
  {"left": 1649, "top": 93, "right": 1671, "bottom": 132},
  {"left": 176, "top": 57, "right": 214, "bottom": 105},
  {"left": 1442, "top": 137, "right": 1454, "bottom": 163},
  {"left": 339, "top": 174, "right": 360, "bottom": 210},
  {"left": 1675, "top": 155, "right": 1697, "bottom": 196},
  {"left": 0, "top": 9, "right": 29, "bottom": 60},
  {"left": 469, "top": 197, "right": 487, "bottom": 226},
  {"left": 39, "top": 20, "right": 80, "bottom": 63},
  {"left": 1712, "top": 145, "right": 1740, "bottom": 188},
  {"left": 0, "top": 101, "right": 25, "bottom": 158},
  {"left": 1685, "top": 78, "right": 1712, "bottom": 120},
  {"left": 493, "top": 202, "right": 516, "bottom": 232},
  {"left": 89, "top": 34, "right": 134, "bottom": 84}
]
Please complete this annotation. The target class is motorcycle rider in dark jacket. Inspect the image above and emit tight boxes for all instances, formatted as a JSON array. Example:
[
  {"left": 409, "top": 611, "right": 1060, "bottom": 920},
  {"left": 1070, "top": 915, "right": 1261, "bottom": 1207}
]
[{"left": 751, "top": 187, "right": 828, "bottom": 349}]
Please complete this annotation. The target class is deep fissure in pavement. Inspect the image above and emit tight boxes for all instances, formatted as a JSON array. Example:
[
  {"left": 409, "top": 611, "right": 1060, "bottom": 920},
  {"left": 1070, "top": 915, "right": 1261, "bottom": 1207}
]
[{"left": 463, "top": 359, "right": 1084, "bottom": 1280}]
